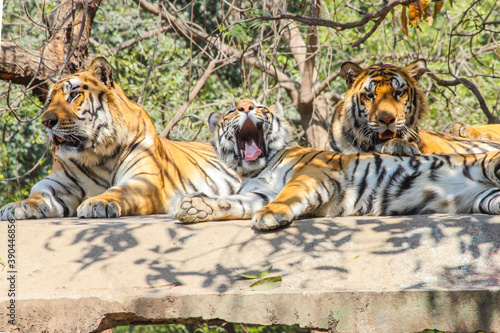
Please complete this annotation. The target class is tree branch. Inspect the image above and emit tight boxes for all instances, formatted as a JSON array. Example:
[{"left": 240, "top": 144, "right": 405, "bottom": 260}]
[
  {"left": 427, "top": 72, "right": 500, "bottom": 124},
  {"left": 111, "top": 26, "right": 172, "bottom": 55},
  {"left": 160, "top": 59, "right": 219, "bottom": 138},
  {"left": 134, "top": 0, "right": 300, "bottom": 105},
  {"left": 0, "top": 0, "right": 101, "bottom": 100},
  {"left": 254, "top": 0, "right": 417, "bottom": 31}
]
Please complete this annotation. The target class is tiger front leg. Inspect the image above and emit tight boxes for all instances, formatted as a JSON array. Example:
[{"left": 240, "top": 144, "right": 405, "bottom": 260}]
[
  {"left": 1, "top": 177, "right": 82, "bottom": 220},
  {"left": 379, "top": 138, "right": 421, "bottom": 156},
  {"left": 442, "top": 122, "right": 490, "bottom": 140},
  {"left": 1, "top": 193, "right": 58, "bottom": 220},
  {"left": 175, "top": 195, "right": 232, "bottom": 222},
  {"left": 252, "top": 173, "right": 333, "bottom": 230},
  {"left": 175, "top": 191, "right": 274, "bottom": 223},
  {"left": 252, "top": 203, "right": 294, "bottom": 230},
  {"left": 77, "top": 180, "right": 168, "bottom": 218}
]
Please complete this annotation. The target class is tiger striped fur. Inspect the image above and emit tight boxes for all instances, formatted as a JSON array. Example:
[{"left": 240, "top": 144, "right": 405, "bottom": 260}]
[
  {"left": 176, "top": 99, "right": 500, "bottom": 230},
  {"left": 327, "top": 60, "right": 500, "bottom": 155},
  {"left": 0, "top": 57, "right": 241, "bottom": 220},
  {"left": 442, "top": 122, "right": 500, "bottom": 141}
]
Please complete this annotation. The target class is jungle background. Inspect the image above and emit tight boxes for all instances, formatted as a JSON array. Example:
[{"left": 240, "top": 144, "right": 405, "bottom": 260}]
[{"left": 0, "top": 0, "right": 499, "bottom": 207}]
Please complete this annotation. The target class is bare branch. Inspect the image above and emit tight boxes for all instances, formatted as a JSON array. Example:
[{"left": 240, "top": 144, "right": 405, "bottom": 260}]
[
  {"left": 0, "top": 0, "right": 101, "bottom": 100},
  {"left": 110, "top": 27, "right": 172, "bottom": 54},
  {"left": 253, "top": 0, "right": 417, "bottom": 31},
  {"left": 427, "top": 72, "right": 500, "bottom": 124},
  {"left": 160, "top": 58, "right": 219, "bottom": 138}
]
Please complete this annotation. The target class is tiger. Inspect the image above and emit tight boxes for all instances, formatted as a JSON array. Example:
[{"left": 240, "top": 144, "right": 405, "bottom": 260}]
[
  {"left": 442, "top": 122, "right": 500, "bottom": 141},
  {"left": 175, "top": 98, "right": 500, "bottom": 230},
  {"left": 0, "top": 57, "right": 241, "bottom": 220},
  {"left": 327, "top": 60, "right": 500, "bottom": 156}
]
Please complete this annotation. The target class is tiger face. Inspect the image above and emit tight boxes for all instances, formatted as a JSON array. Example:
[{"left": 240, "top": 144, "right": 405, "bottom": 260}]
[
  {"left": 208, "top": 99, "right": 294, "bottom": 177},
  {"left": 42, "top": 60, "right": 122, "bottom": 159},
  {"left": 327, "top": 60, "right": 427, "bottom": 155}
]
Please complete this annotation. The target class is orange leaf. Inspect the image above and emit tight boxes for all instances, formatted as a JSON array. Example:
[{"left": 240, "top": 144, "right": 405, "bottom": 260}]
[
  {"left": 421, "top": 0, "right": 432, "bottom": 9},
  {"left": 401, "top": 5, "right": 409, "bottom": 37},
  {"left": 433, "top": 0, "right": 444, "bottom": 18},
  {"left": 423, "top": 3, "right": 433, "bottom": 25},
  {"left": 409, "top": 2, "right": 423, "bottom": 28}
]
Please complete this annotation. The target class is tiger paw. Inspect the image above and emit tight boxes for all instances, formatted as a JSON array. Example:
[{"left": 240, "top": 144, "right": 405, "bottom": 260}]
[
  {"left": 252, "top": 204, "right": 294, "bottom": 230},
  {"left": 0, "top": 200, "right": 50, "bottom": 220},
  {"left": 175, "top": 196, "right": 230, "bottom": 223},
  {"left": 442, "top": 122, "right": 489, "bottom": 140},
  {"left": 77, "top": 198, "right": 121, "bottom": 218},
  {"left": 380, "top": 138, "right": 421, "bottom": 156}
]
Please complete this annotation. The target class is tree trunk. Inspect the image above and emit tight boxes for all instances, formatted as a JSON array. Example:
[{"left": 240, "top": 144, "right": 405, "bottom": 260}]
[{"left": 0, "top": 0, "right": 101, "bottom": 100}]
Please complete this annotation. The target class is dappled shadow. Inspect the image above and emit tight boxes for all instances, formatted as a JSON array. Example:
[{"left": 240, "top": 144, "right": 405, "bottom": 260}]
[{"left": 41, "top": 213, "right": 500, "bottom": 331}]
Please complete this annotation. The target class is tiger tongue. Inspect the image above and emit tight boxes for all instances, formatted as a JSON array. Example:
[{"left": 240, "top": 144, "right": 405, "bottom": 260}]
[{"left": 242, "top": 139, "right": 262, "bottom": 161}]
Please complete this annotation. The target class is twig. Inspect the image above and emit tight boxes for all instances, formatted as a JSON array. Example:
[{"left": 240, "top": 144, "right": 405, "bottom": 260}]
[
  {"left": 160, "top": 58, "right": 219, "bottom": 138},
  {"left": 111, "top": 26, "right": 172, "bottom": 54},
  {"left": 427, "top": 71, "right": 500, "bottom": 124},
  {"left": 57, "top": 0, "right": 87, "bottom": 77}
]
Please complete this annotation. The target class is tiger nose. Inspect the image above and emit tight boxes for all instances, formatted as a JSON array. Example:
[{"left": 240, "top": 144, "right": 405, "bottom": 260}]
[
  {"left": 42, "top": 117, "right": 58, "bottom": 129},
  {"left": 379, "top": 117, "right": 395, "bottom": 125},
  {"left": 238, "top": 104, "right": 255, "bottom": 113},
  {"left": 42, "top": 109, "right": 59, "bottom": 129}
]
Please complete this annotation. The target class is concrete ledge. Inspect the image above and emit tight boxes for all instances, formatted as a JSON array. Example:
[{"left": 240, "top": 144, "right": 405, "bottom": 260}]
[{"left": 1, "top": 214, "right": 499, "bottom": 332}]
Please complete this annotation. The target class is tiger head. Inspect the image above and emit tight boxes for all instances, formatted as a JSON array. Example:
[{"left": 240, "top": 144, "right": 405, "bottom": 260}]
[
  {"left": 336, "top": 60, "right": 427, "bottom": 148},
  {"left": 41, "top": 57, "right": 139, "bottom": 160},
  {"left": 209, "top": 99, "right": 294, "bottom": 177}
]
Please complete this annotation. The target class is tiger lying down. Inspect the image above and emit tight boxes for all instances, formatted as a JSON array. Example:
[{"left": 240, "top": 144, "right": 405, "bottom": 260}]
[
  {"left": 175, "top": 99, "right": 500, "bottom": 230},
  {"left": 0, "top": 57, "right": 241, "bottom": 220}
]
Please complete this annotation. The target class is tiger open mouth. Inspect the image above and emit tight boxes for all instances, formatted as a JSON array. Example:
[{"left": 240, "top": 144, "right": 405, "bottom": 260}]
[
  {"left": 51, "top": 133, "right": 85, "bottom": 148},
  {"left": 237, "top": 119, "right": 263, "bottom": 161},
  {"left": 379, "top": 130, "right": 396, "bottom": 140}
]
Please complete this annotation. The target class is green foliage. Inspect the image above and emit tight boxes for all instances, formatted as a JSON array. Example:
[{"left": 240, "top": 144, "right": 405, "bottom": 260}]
[{"left": 0, "top": 90, "right": 50, "bottom": 206}]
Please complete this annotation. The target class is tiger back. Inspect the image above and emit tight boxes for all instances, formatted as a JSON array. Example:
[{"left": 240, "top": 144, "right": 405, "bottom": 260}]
[
  {"left": 176, "top": 99, "right": 500, "bottom": 230},
  {"left": 1, "top": 57, "right": 241, "bottom": 220},
  {"left": 327, "top": 61, "right": 500, "bottom": 155}
]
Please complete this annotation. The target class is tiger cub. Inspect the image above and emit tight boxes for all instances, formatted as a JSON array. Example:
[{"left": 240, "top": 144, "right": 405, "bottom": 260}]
[
  {"left": 176, "top": 98, "right": 500, "bottom": 230},
  {"left": 327, "top": 60, "right": 500, "bottom": 156},
  {"left": 1, "top": 57, "right": 241, "bottom": 220}
]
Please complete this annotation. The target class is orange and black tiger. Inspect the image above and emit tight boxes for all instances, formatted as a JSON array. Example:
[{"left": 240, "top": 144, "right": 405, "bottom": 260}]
[
  {"left": 1, "top": 57, "right": 241, "bottom": 220},
  {"left": 327, "top": 60, "right": 500, "bottom": 155},
  {"left": 175, "top": 99, "right": 500, "bottom": 230}
]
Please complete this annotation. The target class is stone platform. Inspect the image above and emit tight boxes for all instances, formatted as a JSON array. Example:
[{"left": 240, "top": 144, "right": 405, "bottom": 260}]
[{"left": 0, "top": 214, "right": 499, "bottom": 332}]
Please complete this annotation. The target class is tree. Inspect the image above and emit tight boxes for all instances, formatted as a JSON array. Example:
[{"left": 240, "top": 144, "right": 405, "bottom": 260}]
[{"left": 0, "top": 0, "right": 101, "bottom": 98}]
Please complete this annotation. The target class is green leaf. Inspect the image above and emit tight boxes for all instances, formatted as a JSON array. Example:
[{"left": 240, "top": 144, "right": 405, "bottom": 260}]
[
  {"left": 235, "top": 266, "right": 272, "bottom": 279},
  {"left": 250, "top": 276, "right": 282, "bottom": 291}
]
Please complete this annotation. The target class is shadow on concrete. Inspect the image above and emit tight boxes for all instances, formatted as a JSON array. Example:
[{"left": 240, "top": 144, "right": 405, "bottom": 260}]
[{"left": 42, "top": 213, "right": 500, "bottom": 331}]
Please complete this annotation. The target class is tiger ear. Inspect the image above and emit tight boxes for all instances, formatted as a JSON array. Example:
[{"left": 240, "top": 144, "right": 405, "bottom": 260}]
[
  {"left": 269, "top": 102, "right": 285, "bottom": 118},
  {"left": 208, "top": 112, "right": 222, "bottom": 133},
  {"left": 89, "top": 57, "right": 113, "bottom": 87},
  {"left": 340, "top": 62, "right": 364, "bottom": 89},
  {"left": 405, "top": 59, "right": 427, "bottom": 81}
]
